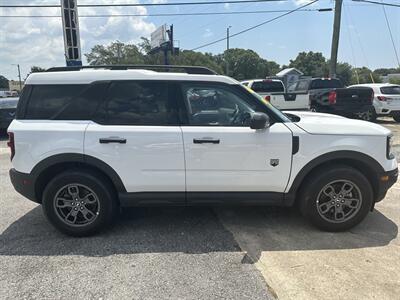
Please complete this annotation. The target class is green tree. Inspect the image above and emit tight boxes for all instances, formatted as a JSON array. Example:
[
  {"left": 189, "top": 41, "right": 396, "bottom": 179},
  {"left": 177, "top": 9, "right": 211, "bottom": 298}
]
[
  {"left": 351, "top": 67, "right": 382, "bottom": 84},
  {"left": 221, "top": 48, "right": 279, "bottom": 80},
  {"left": 30, "top": 66, "right": 46, "bottom": 73},
  {"left": 170, "top": 50, "right": 223, "bottom": 74},
  {"left": 85, "top": 41, "right": 145, "bottom": 65},
  {"left": 0, "top": 75, "right": 8, "bottom": 89},
  {"left": 289, "top": 51, "right": 328, "bottom": 77},
  {"left": 389, "top": 78, "right": 400, "bottom": 85},
  {"left": 373, "top": 67, "right": 400, "bottom": 76},
  {"left": 333, "top": 61, "right": 353, "bottom": 86}
]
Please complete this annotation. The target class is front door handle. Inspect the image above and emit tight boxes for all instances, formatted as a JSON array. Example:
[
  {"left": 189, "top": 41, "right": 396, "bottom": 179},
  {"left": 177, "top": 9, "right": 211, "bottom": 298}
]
[
  {"left": 99, "top": 137, "right": 127, "bottom": 144},
  {"left": 193, "top": 138, "right": 220, "bottom": 144}
]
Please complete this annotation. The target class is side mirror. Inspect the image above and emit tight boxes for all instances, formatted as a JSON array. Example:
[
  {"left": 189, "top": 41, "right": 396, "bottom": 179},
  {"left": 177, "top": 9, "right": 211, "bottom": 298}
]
[{"left": 250, "top": 112, "right": 270, "bottom": 130}]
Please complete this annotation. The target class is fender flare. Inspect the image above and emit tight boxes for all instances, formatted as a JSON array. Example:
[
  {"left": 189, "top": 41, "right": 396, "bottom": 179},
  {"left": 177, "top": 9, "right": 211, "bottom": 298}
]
[
  {"left": 287, "top": 150, "right": 384, "bottom": 196},
  {"left": 31, "top": 153, "right": 127, "bottom": 193}
]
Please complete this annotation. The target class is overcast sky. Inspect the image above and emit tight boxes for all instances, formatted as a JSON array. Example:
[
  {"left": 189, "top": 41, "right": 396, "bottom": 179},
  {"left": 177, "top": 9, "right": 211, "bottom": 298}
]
[{"left": 0, "top": 0, "right": 399, "bottom": 80}]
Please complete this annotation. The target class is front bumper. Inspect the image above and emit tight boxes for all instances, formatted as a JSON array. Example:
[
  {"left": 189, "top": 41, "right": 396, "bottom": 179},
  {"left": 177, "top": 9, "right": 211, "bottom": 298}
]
[
  {"left": 9, "top": 168, "right": 38, "bottom": 203},
  {"left": 375, "top": 167, "right": 398, "bottom": 202}
]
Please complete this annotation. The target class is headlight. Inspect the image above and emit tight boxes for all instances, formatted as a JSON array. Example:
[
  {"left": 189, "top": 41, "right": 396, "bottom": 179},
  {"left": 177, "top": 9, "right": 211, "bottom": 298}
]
[{"left": 387, "top": 135, "right": 394, "bottom": 160}]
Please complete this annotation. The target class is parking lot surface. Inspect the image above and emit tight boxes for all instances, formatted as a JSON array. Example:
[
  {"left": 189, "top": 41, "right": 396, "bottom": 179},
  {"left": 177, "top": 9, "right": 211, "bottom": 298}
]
[{"left": 0, "top": 119, "right": 399, "bottom": 300}]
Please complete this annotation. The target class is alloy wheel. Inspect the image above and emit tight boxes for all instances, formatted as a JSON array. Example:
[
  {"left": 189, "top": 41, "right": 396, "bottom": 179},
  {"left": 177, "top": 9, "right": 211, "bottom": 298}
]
[
  {"left": 53, "top": 184, "right": 100, "bottom": 227},
  {"left": 316, "top": 180, "right": 362, "bottom": 223}
]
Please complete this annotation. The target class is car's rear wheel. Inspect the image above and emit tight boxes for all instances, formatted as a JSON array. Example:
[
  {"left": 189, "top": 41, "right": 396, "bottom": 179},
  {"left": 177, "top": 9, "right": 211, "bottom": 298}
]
[
  {"left": 392, "top": 112, "right": 400, "bottom": 123},
  {"left": 42, "top": 170, "right": 118, "bottom": 236},
  {"left": 360, "top": 108, "right": 376, "bottom": 122},
  {"left": 299, "top": 165, "right": 373, "bottom": 231}
]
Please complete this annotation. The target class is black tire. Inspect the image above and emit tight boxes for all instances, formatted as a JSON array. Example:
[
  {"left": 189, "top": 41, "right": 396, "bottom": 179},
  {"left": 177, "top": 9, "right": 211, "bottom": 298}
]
[
  {"left": 299, "top": 165, "right": 373, "bottom": 231},
  {"left": 393, "top": 113, "right": 400, "bottom": 123},
  {"left": 360, "top": 108, "right": 376, "bottom": 122},
  {"left": 369, "top": 108, "right": 377, "bottom": 122},
  {"left": 42, "top": 169, "right": 118, "bottom": 236}
]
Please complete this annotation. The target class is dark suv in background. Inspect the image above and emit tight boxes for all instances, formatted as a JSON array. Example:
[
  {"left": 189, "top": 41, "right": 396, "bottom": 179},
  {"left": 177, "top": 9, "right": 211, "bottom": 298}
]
[{"left": 0, "top": 97, "right": 18, "bottom": 131}]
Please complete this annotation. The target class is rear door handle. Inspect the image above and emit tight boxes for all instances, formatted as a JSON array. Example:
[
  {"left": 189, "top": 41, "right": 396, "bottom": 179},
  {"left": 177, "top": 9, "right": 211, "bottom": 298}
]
[
  {"left": 193, "top": 138, "right": 220, "bottom": 144},
  {"left": 99, "top": 137, "right": 127, "bottom": 144}
]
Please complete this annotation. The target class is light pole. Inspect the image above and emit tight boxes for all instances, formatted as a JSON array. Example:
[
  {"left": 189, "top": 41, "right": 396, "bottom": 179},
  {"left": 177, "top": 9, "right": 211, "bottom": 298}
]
[
  {"left": 226, "top": 26, "right": 232, "bottom": 75},
  {"left": 11, "top": 64, "right": 22, "bottom": 92}
]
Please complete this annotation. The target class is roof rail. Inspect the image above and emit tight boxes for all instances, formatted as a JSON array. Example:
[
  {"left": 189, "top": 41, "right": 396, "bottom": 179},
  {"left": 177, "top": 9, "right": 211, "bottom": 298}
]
[{"left": 46, "top": 65, "right": 218, "bottom": 75}]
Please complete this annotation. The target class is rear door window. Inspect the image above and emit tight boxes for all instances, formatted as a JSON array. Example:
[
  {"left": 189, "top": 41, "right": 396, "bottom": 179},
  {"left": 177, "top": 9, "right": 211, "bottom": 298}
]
[
  {"left": 25, "top": 84, "right": 104, "bottom": 120},
  {"left": 380, "top": 86, "right": 400, "bottom": 95},
  {"left": 251, "top": 81, "right": 284, "bottom": 93},
  {"left": 101, "top": 81, "right": 179, "bottom": 126}
]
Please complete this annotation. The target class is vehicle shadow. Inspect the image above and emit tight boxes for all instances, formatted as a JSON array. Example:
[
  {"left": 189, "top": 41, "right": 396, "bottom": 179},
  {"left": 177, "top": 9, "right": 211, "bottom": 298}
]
[
  {"left": 0, "top": 205, "right": 397, "bottom": 261},
  {"left": 215, "top": 206, "right": 398, "bottom": 263}
]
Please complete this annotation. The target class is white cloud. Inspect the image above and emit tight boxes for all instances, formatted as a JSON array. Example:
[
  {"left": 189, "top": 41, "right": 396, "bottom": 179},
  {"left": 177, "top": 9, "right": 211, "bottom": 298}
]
[
  {"left": 202, "top": 28, "right": 214, "bottom": 39},
  {"left": 0, "top": 0, "right": 157, "bottom": 80},
  {"left": 293, "top": 0, "right": 316, "bottom": 6}
]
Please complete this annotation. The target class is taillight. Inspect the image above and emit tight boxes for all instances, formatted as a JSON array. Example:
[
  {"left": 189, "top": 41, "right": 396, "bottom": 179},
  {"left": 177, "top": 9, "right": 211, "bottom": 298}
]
[
  {"left": 7, "top": 132, "right": 15, "bottom": 161},
  {"left": 328, "top": 91, "right": 337, "bottom": 105},
  {"left": 377, "top": 96, "right": 387, "bottom": 101},
  {"left": 264, "top": 95, "right": 271, "bottom": 102}
]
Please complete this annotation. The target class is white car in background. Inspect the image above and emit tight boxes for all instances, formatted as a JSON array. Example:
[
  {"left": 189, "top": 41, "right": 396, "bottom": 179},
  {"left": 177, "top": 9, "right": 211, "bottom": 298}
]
[
  {"left": 241, "top": 79, "right": 309, "bottom": 111},
  {"left": 349, "top": 83, "right": 400, "bottom": 122}
]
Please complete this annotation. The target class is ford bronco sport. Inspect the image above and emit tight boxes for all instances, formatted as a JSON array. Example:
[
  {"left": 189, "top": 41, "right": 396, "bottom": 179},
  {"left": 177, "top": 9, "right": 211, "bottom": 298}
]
[{"left": 7, "top": 65, "right": 398, "bottom": 236}]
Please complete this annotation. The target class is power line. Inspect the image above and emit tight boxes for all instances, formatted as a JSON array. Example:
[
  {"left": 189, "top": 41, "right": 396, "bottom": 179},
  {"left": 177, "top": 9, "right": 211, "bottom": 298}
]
[
  {"left": 352, "top": 0, "right": 400, "bottom": 8},
  {"left": 346, "top": 3, "right": 370, "bottom": 68},
  {"left": 0, "top": 8, "right": 332, "bottom": 18},
  {"left": 190, "top": 0, "right": 319, "bottom": 51},
  {"left": 0, "top": 0, "right": 290, "bottom": 8},
  {"left": 381, "top": 1, "right": 400, "bottom": 68}
]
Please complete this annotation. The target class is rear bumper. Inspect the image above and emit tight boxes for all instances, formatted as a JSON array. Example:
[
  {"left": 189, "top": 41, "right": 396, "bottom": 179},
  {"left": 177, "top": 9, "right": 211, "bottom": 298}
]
[
  {"left": 9, "top": 168, "right": 38, "bottom": 203},
  {"left": 329, "top": 104, "right": 373, "bottom": 115},
  {"left": 375, "top": 167, "right": 398, "bottom": 202}
]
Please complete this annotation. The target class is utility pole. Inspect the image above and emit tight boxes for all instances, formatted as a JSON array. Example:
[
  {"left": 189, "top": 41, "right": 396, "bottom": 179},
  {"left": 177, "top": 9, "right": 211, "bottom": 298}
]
[
  {"left": 17, "top": 64, "right": 22, "bottom": 91},
  {"left": 12, "top": 64, "right": 22, "bottom": 91},
  {"left": 329, "top": 0, "right": 343, "bottom": 78},
  {"left": 116, "top": 42, "right": 122, "bottom": 64},
  {"left": 226, "top": 26, "right": 231, "bottom": 75}
]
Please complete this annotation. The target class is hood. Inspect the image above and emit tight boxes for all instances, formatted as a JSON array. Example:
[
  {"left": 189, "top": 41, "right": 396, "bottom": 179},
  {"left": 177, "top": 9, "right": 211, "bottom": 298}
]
[
  {"left": 0, "top": 97, "right": 19, "bottom": 109},
  {"left": 284, "top": 111, "right": 391, "bottom": 136}
]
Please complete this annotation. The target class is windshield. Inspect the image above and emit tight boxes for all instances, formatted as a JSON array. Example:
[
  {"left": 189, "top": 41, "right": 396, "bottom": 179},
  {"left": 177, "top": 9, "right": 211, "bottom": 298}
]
[
  {"left": 381, "top": 86, "right": 400, "bottom": 95},
  {"left": 241, "top": 85, "right": 291, "bottom": 123}
]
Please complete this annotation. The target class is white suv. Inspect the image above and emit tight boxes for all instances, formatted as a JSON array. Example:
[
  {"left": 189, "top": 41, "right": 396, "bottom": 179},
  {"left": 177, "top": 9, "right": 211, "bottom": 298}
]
[
  {"left": 349, "top": 83, "right": 400, "bottom": 122},
  {"left": 7, "top": 65, "right": 398, "bottom": 236}
]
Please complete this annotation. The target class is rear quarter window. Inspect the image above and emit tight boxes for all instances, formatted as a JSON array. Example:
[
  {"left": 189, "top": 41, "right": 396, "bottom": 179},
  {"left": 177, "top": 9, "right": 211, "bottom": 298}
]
[
  {"left": 24, "top": 84, "right": 107, "bottom": 120},
  {"left": 380, "top": 86, "right": 400, "bottom": 95}
]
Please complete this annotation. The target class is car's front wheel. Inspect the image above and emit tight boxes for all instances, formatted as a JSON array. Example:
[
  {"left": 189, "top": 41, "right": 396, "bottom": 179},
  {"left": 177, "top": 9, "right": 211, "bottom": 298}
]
[
  {"left": 299, "top": 166, "right": 373, "bottom": 231},
  {"left": 42, "top": 170, "right": 118, "bottom": 236}
]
